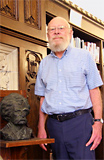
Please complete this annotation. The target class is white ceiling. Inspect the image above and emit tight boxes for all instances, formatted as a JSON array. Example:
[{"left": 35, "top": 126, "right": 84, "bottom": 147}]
[{"left": 70, "top": 0, "right": 104, "bottom": 21}]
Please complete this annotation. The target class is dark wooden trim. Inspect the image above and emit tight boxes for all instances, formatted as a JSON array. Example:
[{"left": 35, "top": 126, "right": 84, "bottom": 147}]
[
  {"left": 0, "top": 26, "right": 47, "bottom": 47},
  {"left": 0, "top": 90, "right": 27, "bottom": 101}
]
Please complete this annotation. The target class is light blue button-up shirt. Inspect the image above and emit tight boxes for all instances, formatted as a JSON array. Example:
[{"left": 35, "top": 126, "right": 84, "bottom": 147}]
[{"left": 35, "top": 46, "right": 103, "bottom": 114}]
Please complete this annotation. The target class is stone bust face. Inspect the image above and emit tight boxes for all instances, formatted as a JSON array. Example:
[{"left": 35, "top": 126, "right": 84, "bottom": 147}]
[
  {"left": 0, "top": 93, "right": 30, "bottom": 125},
  {"left": 10, "top": 101, "right": 30, "bottom": 125}
]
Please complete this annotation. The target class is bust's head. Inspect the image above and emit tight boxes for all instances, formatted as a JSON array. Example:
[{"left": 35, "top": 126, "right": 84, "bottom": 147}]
[{"left": 0, "top": 93, "right": 30, "bottom": 125}]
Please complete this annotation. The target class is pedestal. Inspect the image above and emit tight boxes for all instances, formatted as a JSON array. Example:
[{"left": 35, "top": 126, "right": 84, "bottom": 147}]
[{"left": 0, "top": 138, "right": 55, "bottom": 160}]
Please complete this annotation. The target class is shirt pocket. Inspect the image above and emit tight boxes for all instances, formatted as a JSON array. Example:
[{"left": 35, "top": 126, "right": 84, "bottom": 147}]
[{"left": 66, "top": 69, "right": 86, "bottom": 88}]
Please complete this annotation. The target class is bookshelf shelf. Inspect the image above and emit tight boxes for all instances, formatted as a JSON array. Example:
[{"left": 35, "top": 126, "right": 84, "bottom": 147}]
[{"left": 70, "top": 23, "right": 102, "bottom": 42}]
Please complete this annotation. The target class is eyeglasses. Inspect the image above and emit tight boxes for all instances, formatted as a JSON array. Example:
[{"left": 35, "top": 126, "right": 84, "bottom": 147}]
[{"left": 48, "top": 26, "right": 69, "bottom": 33}]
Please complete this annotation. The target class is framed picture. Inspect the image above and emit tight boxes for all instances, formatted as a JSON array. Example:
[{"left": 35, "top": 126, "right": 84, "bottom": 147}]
[{"left": 0, "top": 43, "right": 18, "bottom": 90}]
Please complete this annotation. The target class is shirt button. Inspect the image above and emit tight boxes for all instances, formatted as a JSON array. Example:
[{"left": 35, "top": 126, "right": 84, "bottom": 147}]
[
  {"left": 59, "top": 80, "right": 62, "bottom": 82},
  {"left": 59, "top": 91, "right": 61, "bottom": 93},
  {"left": 59, "top": 102, "right": 61, "bottom": 105},
  {"left": 59, "top": 69, "right": 61, "bottom": 71}
]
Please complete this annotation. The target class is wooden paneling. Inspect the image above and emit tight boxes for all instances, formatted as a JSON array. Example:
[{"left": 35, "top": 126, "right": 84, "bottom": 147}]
[
  {"left": 0, "top": 0, "right": 18, "bottom": 20},
  {"left": 24, "top": 0, "right": 41, "bottom": 29},
  {"left": 0, "top": 26, "right": 47, "bottom": 47}
]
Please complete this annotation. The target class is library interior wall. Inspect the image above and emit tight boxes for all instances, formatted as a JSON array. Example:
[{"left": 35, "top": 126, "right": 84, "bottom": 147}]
[{"left": 0, "top": 0, "right": 104, "bottom": 159}]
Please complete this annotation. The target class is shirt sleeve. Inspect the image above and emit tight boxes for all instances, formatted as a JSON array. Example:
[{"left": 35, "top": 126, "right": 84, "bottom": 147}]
[
  {"left": 34, "top": 61, "right": 45, "bottom": 96},
  {"left": 85, "top": 52, "right": 103, "bottom": 90}
]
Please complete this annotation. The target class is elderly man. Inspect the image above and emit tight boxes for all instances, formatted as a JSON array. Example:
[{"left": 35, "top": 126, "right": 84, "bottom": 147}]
[{"left": 35, "top": 17, "right": 103, "bottom": 159}]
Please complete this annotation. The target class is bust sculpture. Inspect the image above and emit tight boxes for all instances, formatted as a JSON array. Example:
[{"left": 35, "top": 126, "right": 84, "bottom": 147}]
[{"left": 0, "top": 93, "right": 33, "bottom": 141}]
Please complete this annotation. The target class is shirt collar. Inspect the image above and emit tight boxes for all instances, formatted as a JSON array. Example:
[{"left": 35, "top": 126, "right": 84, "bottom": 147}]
[{"left": 50, "top": 45, "right": 72, "bottom": 58}]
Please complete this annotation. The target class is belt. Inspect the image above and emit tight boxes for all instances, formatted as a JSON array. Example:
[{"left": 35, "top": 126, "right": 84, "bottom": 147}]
[{"left": 48, "top": 108, "right": 92, "bottom": 122}]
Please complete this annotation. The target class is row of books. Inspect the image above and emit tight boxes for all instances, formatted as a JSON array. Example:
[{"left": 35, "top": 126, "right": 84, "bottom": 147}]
[{"left": 70, "top": 36, "right": 100, "bottom": 63}]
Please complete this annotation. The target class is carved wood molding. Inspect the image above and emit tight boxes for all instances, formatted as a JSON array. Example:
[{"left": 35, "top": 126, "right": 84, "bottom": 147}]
[
  {"left": 0, "top": 26, "right": 47, "bottom": 47},
  {"left": 52, "top": 0, "right": 104, "bottom": 27},
  {"left": 25, "top": 50, "right": 42, "bottom": 94},
  {"left": 24, "top": 0, "right": 41, "bottom": 29},
  {"left": 0, "top": 0, "right": 18, "bottom": 20}
]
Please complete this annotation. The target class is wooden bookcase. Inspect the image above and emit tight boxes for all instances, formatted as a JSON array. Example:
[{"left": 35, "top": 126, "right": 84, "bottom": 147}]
[{"left": 70, "top": 23, "right": 104, "bottom": 81}]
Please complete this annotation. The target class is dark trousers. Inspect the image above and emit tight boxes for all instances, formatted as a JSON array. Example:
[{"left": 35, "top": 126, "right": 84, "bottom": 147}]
[{"left": 47, "top": 112, "right": 95, "bottom": 160}]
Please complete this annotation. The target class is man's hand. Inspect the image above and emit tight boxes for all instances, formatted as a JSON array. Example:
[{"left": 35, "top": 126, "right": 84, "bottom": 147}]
[
  {"left": 86, "top": 122, "right": 102, "bottom": 150},
  {"left": 37, "top": 127, "right": 47, "bottom": 151}
]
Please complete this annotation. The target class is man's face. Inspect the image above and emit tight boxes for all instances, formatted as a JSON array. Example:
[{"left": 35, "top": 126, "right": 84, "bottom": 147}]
[{"left": 47, "top": 18, "right": 72, "bottom": 53}]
